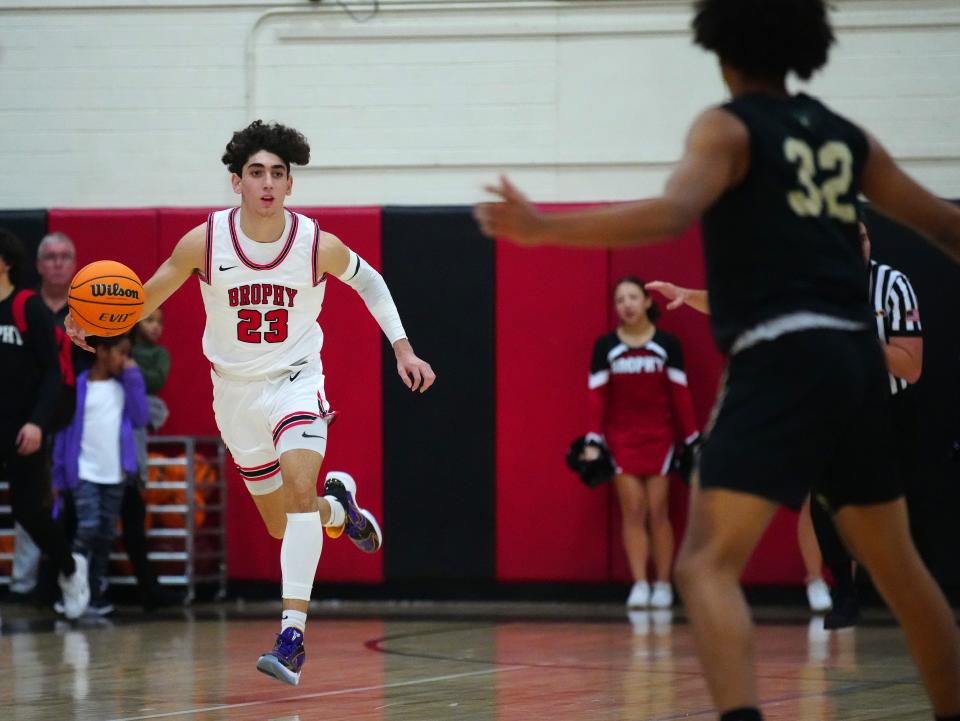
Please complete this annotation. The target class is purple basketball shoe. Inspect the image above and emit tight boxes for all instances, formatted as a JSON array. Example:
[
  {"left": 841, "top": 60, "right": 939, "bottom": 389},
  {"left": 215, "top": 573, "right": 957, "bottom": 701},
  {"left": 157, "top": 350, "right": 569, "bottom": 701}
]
[
  {"left": 256, "top": 627, "right": 306, "bottom": 686},
  {"left": 323, "top": 471, "right": 382, "bottom": 553}
]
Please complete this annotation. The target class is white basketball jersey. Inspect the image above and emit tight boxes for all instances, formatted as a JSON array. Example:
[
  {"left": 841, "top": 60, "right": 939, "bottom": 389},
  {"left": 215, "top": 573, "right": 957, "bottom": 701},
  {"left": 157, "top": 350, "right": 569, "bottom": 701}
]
[{"left": 199, "top": 207, "right": 327, "bottom": 379}]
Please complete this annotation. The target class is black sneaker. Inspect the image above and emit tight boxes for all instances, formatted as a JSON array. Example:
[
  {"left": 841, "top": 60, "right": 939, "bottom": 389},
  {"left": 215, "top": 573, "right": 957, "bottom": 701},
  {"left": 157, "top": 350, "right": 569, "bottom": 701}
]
[
  {"left": 5, "top": 590, "right": 34, "bottom": 605},
  {"left": 141, "top": 586, "right": 183, "bottom": 613},
  {"left": 323, "top": 471, "right": 382, "bottom": 553},
  {"left": 823, "top": 594, "right": 860, "bottom": 630}
]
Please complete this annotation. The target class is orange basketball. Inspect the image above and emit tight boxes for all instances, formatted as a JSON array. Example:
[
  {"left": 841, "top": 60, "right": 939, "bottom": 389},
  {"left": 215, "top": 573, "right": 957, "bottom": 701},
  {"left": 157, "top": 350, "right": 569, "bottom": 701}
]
[{"left": 68, "top": 260, "right": 145, "bottom": 337}]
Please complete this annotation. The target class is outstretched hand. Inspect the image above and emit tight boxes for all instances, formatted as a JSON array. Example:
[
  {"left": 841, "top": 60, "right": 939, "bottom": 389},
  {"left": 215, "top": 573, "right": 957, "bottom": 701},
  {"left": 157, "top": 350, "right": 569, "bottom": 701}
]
[
  {"left": 645, "top": 281, "right": 689, "bottom": 311},
  {"left": 64, "top": 312, "right": 94, "bottom": 352},
  {"left": 474, "top": 175, "right": 547, "bottom": 245}
]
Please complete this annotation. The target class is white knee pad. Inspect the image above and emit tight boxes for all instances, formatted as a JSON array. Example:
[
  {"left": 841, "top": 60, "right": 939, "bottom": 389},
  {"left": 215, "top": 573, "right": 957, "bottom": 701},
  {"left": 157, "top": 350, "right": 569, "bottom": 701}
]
[{"left": 275, "top": 418, "right": 328, "bottom": 458}]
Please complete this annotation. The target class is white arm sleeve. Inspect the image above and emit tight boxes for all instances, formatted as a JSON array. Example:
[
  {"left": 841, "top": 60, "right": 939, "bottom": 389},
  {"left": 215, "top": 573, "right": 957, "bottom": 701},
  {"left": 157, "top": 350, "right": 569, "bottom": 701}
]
[{"left": 337, "top": 250, "right": 407, "bottom": 345}]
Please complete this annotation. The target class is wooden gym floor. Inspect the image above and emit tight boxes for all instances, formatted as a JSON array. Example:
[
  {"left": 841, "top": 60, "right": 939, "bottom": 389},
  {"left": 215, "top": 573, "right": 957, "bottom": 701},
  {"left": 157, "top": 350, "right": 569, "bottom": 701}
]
[{"left": 0, "top": 600, "right": 945, "bottom": 721}]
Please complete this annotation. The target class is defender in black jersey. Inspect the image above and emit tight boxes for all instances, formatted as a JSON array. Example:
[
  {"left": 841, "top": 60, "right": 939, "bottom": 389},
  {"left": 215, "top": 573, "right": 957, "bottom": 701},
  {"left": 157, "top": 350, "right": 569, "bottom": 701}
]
[
  {"left": 476, "top": 2, "right": 960, "bottom": 720},
  {"left": 647, "top": 217, "right": 927, "bottom": 630}
]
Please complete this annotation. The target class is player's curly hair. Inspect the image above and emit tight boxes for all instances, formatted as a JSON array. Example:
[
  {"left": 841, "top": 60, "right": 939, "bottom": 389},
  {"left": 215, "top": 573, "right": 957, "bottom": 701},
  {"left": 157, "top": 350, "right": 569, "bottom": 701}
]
[
  {"left": 614, "top": 276, "right": 661, "bottom": 323},
  {"left": 0, "top": 227, "right": 26, "bottom": 287},
  {"left": 221, "top": 120, "right": 311, "bottom": 176},
  {"left": 692, "top": 0, "right": 835, "bottom": 81}
]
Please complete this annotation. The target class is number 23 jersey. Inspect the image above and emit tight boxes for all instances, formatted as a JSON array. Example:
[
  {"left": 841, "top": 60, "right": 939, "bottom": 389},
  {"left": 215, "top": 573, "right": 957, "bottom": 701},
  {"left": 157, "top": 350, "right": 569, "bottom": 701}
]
[
  {"left": 701, "top": 92, "right": 872, "bottom": 354},
  {"left": 199, "top": 207, "right": 327, "bottom": 379}
]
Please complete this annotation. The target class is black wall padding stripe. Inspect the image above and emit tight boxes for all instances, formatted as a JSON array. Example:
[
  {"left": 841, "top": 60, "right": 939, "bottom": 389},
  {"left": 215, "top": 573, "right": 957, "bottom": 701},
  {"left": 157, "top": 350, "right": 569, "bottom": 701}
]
[
  {"left": 0, "top": 210, "right": 49, "bottom": 289},
  {"left": 381, "top": 207, "right": 495, "bottom": 581},
  {"left": 863, "top": 203, "right": 960, "bottom": 593}
]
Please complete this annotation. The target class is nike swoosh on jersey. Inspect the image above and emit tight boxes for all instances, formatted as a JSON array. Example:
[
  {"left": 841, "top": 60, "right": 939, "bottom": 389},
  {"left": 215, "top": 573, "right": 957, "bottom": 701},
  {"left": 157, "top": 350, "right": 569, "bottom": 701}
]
[
  {"left": 219, "top": 264, "right": 237, "bottom": 271},
  {"left": 289, "top": 370, "right": 303, "bottom": 382},
  {"left": 302, "top": 432, "right": 325, "bottom": 439}
]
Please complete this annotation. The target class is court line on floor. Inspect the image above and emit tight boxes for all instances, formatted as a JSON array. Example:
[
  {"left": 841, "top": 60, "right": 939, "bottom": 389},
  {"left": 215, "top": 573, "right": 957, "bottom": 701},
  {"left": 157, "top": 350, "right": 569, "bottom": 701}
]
[
  {"left": 364, "top": 624, "right": 929, "bottom": 719},
  {"left": 103, "top": 665, "right": 528, "bottom": 721},
  {"left": 365, "top": 624, "right": 927, "bottom": 687}
]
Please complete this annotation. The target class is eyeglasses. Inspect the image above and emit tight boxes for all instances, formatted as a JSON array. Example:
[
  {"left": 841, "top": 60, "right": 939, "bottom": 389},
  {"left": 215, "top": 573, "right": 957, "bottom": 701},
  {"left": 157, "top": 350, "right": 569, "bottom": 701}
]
[{"left": 40, "top": 253, "right": 75, "bottom": 263}]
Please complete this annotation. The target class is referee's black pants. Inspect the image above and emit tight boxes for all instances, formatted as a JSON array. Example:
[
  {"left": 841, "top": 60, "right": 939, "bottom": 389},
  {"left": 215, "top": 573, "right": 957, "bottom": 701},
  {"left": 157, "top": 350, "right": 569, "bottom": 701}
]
[
  {"left": 120, "top": 480, "right": 161, "bottom": 600},
  {"left": 811, "top": 495, "right": 854, "bottom": 595}
]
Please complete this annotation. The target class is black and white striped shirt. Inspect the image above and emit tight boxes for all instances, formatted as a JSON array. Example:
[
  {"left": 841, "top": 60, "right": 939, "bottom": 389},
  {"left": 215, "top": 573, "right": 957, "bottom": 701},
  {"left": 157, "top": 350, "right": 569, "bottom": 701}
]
[{"left": 869, "top": 260, "right": 921, "bottom": 395}]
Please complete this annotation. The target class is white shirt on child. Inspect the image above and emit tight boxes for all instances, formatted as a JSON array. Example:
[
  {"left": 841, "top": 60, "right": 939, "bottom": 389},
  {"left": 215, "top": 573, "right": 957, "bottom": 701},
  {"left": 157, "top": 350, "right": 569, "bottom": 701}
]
[{"left": 78, "top": 379, "right": 124, "bottom": 484}]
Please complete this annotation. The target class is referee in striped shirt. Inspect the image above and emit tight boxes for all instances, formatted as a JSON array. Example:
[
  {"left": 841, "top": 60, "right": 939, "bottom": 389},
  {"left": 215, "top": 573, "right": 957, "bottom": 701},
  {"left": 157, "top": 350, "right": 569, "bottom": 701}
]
[{"left": 811, "top": 217, "right": 924, "bottom": 629}]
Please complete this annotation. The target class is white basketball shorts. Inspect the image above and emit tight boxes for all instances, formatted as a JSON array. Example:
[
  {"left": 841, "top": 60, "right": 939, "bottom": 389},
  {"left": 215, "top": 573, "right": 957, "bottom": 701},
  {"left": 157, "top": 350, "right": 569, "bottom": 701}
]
[{"left": 211, "top": 361, "right": 331, "bottom": 496}]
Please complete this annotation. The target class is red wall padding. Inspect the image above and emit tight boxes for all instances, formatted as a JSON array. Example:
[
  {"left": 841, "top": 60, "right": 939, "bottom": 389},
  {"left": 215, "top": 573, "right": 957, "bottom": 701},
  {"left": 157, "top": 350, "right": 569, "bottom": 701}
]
[
  {"left": 50, "top": 205, "right": 808, "bottom": 588},
  {"left": 496, "top": 216, "right": 808, "bottom": 586},
  {"left": 49, "top": 209, "right": 160, "bottom": 285},
  {"left": 495, "top": 238, "right": 612, "bottom": 581}
]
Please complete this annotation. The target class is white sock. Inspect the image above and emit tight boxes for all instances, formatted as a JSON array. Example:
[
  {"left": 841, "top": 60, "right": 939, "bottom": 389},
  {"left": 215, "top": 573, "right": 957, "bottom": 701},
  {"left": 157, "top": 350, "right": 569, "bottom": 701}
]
[
  {"left": 322, "top": 497, "right": 345, "bottom": 527},
  {"left": 281, "top": 609, "right": 307, "bottom": 633},
  {"left": 280, "top": 511, "right": 323, "bottom": 601}
]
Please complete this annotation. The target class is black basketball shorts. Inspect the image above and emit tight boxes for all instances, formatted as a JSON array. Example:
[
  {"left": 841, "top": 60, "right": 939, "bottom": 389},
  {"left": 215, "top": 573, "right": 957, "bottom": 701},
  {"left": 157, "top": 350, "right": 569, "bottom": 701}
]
[{"left": 697, "top": 328, "right": 904, "bottom": 511}]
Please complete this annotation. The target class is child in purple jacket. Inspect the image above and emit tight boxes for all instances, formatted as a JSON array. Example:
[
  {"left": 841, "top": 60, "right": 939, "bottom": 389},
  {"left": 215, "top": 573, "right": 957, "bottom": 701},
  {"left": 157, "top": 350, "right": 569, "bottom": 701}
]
[{"left": 53, "top": 332, "right": 149, "bottom": 615}]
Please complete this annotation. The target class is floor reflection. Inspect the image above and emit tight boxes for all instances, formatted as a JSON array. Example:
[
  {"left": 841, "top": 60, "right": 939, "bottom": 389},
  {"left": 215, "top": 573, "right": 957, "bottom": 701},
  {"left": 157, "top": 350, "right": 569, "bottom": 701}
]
[{"left": 0, "top": 601, "right": 931, "bottom": 721}]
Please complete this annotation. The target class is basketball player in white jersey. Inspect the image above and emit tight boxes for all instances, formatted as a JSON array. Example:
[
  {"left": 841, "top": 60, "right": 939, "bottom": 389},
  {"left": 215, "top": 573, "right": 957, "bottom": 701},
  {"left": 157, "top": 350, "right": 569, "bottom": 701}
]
[{"left": 66, "top": 120, "right": 436, "bottom": 685}]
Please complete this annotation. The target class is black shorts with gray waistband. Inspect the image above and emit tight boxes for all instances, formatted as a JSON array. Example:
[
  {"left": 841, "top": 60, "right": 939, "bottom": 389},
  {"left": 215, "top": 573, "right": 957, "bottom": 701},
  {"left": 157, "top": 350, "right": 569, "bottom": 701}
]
[{"left": 696, "top": 327, "right": 903, "bottom": 511}]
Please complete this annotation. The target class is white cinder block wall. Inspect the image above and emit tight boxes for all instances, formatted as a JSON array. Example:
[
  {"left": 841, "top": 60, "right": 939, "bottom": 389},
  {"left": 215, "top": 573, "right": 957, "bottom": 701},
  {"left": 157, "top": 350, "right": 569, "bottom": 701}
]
[{"left": 1, "top": 0, "right": 958, "bottom": 208}]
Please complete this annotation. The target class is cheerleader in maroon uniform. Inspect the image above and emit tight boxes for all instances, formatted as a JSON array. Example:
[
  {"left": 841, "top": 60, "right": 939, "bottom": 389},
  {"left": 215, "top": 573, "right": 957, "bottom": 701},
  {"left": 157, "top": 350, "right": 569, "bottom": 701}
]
[{"left": 588, "top": 277, "right": 699, "bottom": 609}]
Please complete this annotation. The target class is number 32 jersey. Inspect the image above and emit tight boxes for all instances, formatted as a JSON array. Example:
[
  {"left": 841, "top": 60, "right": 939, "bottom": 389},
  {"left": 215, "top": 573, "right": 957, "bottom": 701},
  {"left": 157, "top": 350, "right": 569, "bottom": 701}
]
[
  {"left": 199, "top": 207, "right": 327, "bottom": 379},
  {"left": 701, "top": 93, "right": 872, "bottom": 353}
]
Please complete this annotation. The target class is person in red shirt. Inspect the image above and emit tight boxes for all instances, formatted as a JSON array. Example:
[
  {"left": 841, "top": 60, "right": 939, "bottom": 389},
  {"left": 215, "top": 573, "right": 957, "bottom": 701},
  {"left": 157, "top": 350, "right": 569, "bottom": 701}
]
[{"left": 587, "top": 276, "right": 699, "bottom": 609}]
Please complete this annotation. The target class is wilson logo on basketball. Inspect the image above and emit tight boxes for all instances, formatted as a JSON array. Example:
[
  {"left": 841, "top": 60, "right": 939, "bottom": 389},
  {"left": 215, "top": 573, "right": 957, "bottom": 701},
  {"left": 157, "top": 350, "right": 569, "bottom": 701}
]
[{"left": 91, "top": 282, "right": 141, "bottom": 299}]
